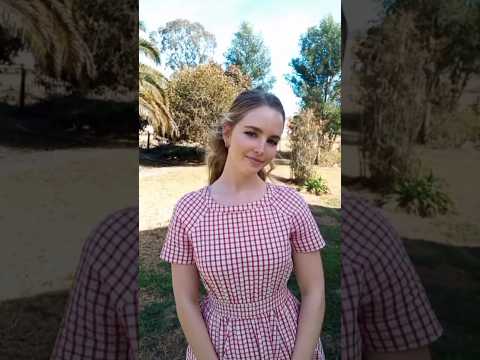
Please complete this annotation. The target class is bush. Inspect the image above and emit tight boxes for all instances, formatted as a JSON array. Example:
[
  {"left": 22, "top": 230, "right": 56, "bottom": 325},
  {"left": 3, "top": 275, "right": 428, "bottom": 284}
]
[
  {"left": 316, "top": 148, "right": 341, "bottom": 167},
  {"left": 394, "top": 171, "right": 454, "bottom": 217},
  {"left": 304, "top": 177, "right": 329, "bottom": 195},
  {"left": 289, "top": 109, "right": 319, "bottom": 182},
  {"left": 166, "top": 63, "right": 249, "bottom": 145}
]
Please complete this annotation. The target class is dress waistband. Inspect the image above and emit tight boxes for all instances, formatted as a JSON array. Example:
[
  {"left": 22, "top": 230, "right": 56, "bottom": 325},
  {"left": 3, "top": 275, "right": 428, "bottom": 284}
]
[{"left": 207, "top": 287, "right": 291, "bottom": 319}]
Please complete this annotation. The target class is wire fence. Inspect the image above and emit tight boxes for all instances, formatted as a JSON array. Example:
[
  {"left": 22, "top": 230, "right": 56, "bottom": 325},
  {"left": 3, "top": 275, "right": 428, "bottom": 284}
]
[{"left": 0, "top": 65, "right": 68, "bottom": 107}]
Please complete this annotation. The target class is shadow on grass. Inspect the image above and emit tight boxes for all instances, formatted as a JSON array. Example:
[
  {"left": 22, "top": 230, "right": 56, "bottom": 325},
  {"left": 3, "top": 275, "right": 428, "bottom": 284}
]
[
  {"left": 0, "top": 101, "right": 137, "bottom": 150},
  {"left": 139, "top": 144, "right": 292, "bottom": 168},
  {"left": 139, "top": 206, "right": 341, "bottom": 359},
  {"left": 140, "top": 144, "right": 206, "bottom": 168},
  {"left": 0, "top": 290, "right": 69, "bottom": 360},
  {"left": 403, "top": 239, "right": 480, "bottom": 360}
]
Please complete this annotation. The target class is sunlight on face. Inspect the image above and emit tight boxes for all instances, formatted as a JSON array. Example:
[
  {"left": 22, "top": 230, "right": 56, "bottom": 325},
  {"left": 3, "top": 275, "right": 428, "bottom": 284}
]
[{"left": 227, "top": 106, "right": 284, "bottom": 172}]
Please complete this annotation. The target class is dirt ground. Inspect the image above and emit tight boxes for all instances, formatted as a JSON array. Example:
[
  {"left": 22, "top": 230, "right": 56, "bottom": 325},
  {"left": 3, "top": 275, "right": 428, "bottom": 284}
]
[
  {"left": 139, "top": 163, "right": 341, "bottom": 231},
  {"left": 343, "top": 134, "right": 480, "bottom": 247},
  {"left": 1, "top": 145, "right": 138, "bottom": 301}
]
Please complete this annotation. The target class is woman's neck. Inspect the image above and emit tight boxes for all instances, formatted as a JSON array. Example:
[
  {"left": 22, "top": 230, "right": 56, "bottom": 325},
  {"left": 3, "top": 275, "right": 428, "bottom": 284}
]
[{"left": 213, "top": 168, "right": 263, "bottom": 194}]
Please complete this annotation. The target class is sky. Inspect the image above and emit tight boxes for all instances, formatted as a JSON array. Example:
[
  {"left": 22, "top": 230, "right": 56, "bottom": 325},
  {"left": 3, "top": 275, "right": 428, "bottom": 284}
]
[{"left": 140, "top": 0, "right": 341, "bottom": 119}]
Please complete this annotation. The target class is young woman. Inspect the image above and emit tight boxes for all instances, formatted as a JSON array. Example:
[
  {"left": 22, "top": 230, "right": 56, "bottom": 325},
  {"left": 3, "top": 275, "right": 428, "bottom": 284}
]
[{"left": 160, "top": 89, "right": 326, "bottom": 359}]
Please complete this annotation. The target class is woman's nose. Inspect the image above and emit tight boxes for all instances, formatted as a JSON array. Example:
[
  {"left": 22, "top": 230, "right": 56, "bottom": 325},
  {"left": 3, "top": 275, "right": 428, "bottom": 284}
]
[{"left": 254, "top": 140, "right": 266, "bottom": 154}]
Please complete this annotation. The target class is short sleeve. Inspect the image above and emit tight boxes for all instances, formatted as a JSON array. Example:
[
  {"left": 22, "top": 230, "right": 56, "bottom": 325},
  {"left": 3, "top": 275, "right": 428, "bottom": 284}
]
[
  {"left": 290, "top": 195, "right": 326, "bottom": 252},
  {"left": 160, "top": 201, "right": 195, "bottom": 264},
  {"left": 360, "top": 214, "right": 443, "bottom": 352},
  {"left": 51, "top": 209, "right": 137, "bottom": 359}
]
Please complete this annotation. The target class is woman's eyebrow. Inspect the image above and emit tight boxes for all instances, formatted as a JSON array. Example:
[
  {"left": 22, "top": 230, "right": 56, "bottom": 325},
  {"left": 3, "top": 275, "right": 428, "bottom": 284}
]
[{"left": 244, "top": 125, "right": 281, "bottom": 139}]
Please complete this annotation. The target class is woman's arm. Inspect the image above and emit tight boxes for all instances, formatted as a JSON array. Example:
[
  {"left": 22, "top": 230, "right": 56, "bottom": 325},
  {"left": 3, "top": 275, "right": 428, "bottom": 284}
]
[
  {"left": 172, "top": 263, "right": 218, "bottom": 360},
  {"left": 291, "top": 251, "right": 326, "bottom": 360}
]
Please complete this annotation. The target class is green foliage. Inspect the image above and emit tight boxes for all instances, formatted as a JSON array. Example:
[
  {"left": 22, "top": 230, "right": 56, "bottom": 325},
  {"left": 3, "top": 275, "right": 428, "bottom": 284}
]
[
  {"left": 139, "top": 38, "right": 161, "bottom": 65},
  {"left": 321, "top": 102, "right": 341, "bottom": 150},
  {"left": 375, "top": 0, "right": 480, "bottom": 143},
  {"left": 224, "top": 22, "right": 275, "bottom": 91},
  {"left": 73, "top": 0, "right": 137, "bottom": 89},
  {"left": 154, "top": 19, "right": 216, "bottom": 71},
  {"left": 354, "top": 11, "right": 424, "bottom": 188},
  {"left": 394, "top": 171, "right": 454, "bottom": 217},
  {"left": 1, "top": 0, "right": 96, "bottom": 84},
  {"left": 286, "top": 15, "right": 341, "bottom": 114},
  {"left": 304, "top": 177, "right": 329, "bottom": 195},
  {"left": 139, "top": 22, "right": 176, "bottom": 137},
  {"left": 286, "top": 16, "right": 341, "bottom": 159},
  {"left": 166, "top": 63, "right": 245, "bottom": 144}
]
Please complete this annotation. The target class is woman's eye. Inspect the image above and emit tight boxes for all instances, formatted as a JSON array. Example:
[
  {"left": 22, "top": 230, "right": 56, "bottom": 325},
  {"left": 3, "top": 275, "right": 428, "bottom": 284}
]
[{"left": 245, "top": 131, "right": 277, "bottom": 145}]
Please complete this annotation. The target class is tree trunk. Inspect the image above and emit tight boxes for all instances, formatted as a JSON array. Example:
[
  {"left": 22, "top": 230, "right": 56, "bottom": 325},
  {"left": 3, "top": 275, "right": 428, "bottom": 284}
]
[
  {"left": 418, "top": 100, "right": 431, "bottom": 144},
  {"left": 19, "top": 65, "right": 26, "bottom": 110}
]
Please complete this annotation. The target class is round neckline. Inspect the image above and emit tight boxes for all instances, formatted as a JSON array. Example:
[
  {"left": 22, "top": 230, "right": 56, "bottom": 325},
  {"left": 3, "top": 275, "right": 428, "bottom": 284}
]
[{"left": 206, "top": 182, "right": 272, "bottom": 211}]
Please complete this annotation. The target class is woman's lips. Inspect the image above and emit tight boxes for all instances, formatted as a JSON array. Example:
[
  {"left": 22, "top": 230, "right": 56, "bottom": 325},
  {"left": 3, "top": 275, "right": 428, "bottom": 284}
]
[{"left": 246, "top": 156, "right": 264, "bottom": 165}]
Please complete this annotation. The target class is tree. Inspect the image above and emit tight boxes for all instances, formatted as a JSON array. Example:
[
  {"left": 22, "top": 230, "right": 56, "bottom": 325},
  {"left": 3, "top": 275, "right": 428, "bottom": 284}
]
[
  {"left": 154, "top": 19, "right": 216, "bottom": 71},
  {"left": 287, "top": 15, "right": 341, "bottom": 116},
  {"left": 286, "top": 15, "right": 341, "bottom": 159},
  {"left": 0, "top": 25, "right": 23, "bottom": 65},
  {"left": 166, "top": 63, "right": 244, "bottom": 144},
  {"left": 380, "top": 0, "right": 480, "bottom": 143},
  {"left": 0, "top": 0, "right": 96, "bottom": 84},
  {"left": 224, "top": 64, "right": 252, "bottom": 91},
  {"left": 72, "top": 0, "right": 137, "bottom": 90},
  {"left": 139, "top": 21, "right": 176, "bottom": 137},
  {"left": 354, "top": 9, "right": 425, "bottom": 188},
  {"left": 224, "top": 22, "right": 275, "bottom": 91}
]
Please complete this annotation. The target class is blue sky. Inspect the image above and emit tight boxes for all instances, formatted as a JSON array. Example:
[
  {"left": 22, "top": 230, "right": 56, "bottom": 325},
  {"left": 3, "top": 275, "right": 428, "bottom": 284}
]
[{"left": 140, "top": 0, "right": 341, "bottom": 119}]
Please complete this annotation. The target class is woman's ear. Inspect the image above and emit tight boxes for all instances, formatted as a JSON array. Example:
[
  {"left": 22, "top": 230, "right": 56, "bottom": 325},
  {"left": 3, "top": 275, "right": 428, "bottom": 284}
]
[{"left": 222, "top": 123, "right": 233, "bottom": 147}]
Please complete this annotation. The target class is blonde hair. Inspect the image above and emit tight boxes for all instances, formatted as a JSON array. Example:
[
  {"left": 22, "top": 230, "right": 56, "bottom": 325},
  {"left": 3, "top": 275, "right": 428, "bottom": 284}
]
[{"left": 206, "top": 89, "right": 285, "bottom": 185}]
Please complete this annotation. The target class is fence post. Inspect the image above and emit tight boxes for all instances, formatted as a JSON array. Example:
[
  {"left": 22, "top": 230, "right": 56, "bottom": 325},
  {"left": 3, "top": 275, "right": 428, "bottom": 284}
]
[{"left": 19, "top": 65, "right": 26, "bottom": 109}]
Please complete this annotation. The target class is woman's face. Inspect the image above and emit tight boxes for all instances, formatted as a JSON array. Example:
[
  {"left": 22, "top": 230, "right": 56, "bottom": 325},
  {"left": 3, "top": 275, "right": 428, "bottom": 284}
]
[{"left": 224, "top": 105, "right": 284, "bottom": 175}]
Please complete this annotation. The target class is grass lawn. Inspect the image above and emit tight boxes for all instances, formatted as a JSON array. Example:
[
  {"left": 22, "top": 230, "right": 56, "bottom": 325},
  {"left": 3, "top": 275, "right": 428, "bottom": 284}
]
[
  {"left": 404, "top": 240, "right": 480, "bottom": 360},
  {"left": 139, "top": 211, "right": 341, "bottom": 359}
]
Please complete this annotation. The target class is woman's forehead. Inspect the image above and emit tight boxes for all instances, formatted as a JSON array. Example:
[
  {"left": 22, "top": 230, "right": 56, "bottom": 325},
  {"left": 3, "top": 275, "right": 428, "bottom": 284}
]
[{"left": 238, "top": 106, "right": 284, "bottom": 132}]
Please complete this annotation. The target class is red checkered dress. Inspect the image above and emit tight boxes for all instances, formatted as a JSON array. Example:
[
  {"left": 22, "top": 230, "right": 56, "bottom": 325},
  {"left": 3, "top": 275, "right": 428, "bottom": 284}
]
[
  {"left": 160, "top": 182, "right": 326, "bottom": 360},
  {"left": 341, "top": 191, "right": 443, "bottom": 359},
  {"left": 51, "top": 207, "right": 139, "bottom": 360}
]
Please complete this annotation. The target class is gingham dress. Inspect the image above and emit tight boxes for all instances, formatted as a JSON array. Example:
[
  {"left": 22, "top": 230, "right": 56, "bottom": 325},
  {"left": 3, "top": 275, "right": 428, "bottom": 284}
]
[
  {"left": 341, "top": 192, "right": 442, "bottom": 358},
  {"left": 160, "top": 182, "right": 326, "bottom": 360},
  {"left": 52, "top": 208, "right": 138, "bottom": 360}
]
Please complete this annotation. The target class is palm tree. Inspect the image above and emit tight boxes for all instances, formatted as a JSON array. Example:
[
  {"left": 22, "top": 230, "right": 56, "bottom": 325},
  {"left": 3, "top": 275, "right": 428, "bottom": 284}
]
[
  {"left": 0, "top": 0, "right": 96, "bottom": 83},
  {"left": 139, "top": 21, "right": 177, "bottom": 137}
]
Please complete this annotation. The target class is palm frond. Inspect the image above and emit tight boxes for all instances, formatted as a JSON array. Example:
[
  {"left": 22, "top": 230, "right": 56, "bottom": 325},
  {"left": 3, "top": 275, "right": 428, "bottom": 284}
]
[
  {"left": 139, "top": 38, "right": 161, "bottom": 65},
  {"left": 139, "top": 86, "right": 178, "bottom": 137},
  {"left": 0, "top": 0, "right": 96, "bottom": 82}
]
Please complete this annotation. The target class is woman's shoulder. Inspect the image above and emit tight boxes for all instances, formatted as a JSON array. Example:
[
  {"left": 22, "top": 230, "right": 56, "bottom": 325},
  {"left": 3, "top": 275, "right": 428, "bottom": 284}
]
[
  {"left": 269, "top": 182, "right": 308, "bottom": 215},
  {"left": 174, "top": 186, "right": 209, "bottom": 215}
]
